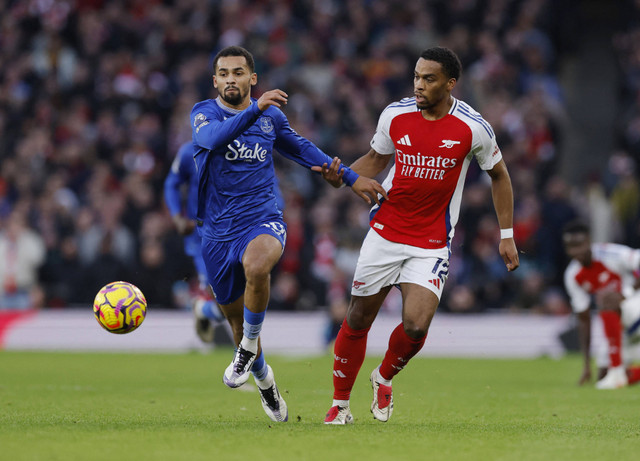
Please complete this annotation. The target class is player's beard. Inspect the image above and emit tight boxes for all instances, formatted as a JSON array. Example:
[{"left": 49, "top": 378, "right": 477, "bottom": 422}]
[{"left": 221, "top": 86, "right": 246, "bottom": 106}]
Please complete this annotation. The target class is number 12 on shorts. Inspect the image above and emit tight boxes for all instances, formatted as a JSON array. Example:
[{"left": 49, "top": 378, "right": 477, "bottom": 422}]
[{"left": 432, "top": 258, "right": 449, "bottom": 282}]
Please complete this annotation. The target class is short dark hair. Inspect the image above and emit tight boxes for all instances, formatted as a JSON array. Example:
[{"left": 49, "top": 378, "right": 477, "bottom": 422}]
[
  {"left": 420, "top": 47, "right": 462, "bottom": 80},
  {"left": 213, "top": 46, "right": 255, "bottom": 73},
  {"left": 562, "top": 220, "right": 590, "bottom": 237}
]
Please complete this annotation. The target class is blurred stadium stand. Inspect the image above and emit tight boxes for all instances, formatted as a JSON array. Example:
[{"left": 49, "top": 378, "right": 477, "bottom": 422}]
[{"left": 1, "top": 0, "right": 640, "bottom": 323}]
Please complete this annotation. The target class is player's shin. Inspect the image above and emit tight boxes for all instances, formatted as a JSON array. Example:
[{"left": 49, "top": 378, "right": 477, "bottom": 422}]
[
  {"left": 240, "top": 306, "right": 264, "bottom": 353},
  {"left": 379, "top": 323, "right": 427, "bottom": 381},
  {"left": 251, "top": 351, "right": 268, "bottom": 381},
  {"left": 599, "top": 310, "right": 623, "bottom": 367},
  {"left": 332, "top": 318, "right": 370, "bottom": 402}
]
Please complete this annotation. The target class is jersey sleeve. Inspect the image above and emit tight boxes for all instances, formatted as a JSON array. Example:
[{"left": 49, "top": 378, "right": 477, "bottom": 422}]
[
  {"left": 564, "top": 263, "right": 591, "bottom": 314},
  {"left": 608, "top": 243, "right": 640, "bottom": 273},
  {"left": 468, "top": 112, "right": 502, "bottom": 171},
  {"left": 272, "top": 109, "right": 359, "bottom": 186},
  {"left": 370, "top": 104, "right": 397, "bottom": 155},
  {"left": 191, "top": 101, "right": 263, "bottom": 151},
  {"left": 163, "top": 143, "right": 193, "bottom": 217}
]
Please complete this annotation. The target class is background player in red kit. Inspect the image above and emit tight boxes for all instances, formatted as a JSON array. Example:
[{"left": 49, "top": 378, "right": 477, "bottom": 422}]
[
  {"left": 318, "top": 47, "right": 519, "bottom": 424},
  {"left": 563, "top": 221, "right": 640, "bottom": 389}
]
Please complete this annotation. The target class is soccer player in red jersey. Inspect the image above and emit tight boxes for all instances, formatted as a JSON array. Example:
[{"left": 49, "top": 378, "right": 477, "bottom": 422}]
[
  {"left": 316, "top": 47, "right": 519, "bottom": 424},
  {"left": 563, "top": 221, "right": 640, "bottom": 389}
]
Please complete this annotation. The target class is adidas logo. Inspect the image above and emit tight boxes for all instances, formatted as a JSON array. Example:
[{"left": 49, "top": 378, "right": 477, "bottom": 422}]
[
  {"left": 397, "top": 134, "right": 412, "bottom": 146},
  {"left": 428, "top": 278, "right": 441, "bottom": 289},
  {"left": 333, "top": 370, "right": 347, "bottom": 378}
]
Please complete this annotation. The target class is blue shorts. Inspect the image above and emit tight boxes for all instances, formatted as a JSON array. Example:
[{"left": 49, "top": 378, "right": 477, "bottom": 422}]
[
  {"left": 183, "top": 233, "right": 208, "bottom": 285},
  {"left": 201, "top": 220, "right": 287, "bottom": 305}
]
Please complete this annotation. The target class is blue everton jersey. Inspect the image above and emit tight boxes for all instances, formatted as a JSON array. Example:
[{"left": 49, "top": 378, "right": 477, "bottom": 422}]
[
  {"left": 191, "top": 97, "right": 357, "bottom": 241},
  {"left": 163, "top": 141, "right": 200, "bottom": 255},
  {"left": 164, "top": 141, "right": 199, "bottom": 221}
]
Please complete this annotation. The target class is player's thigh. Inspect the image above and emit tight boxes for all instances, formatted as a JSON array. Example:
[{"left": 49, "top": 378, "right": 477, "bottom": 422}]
[
  {"left": 397, "top": 253, "right": 449, "bottom": 334},
  {"left": 351, "top": 229, "right": 406, "bottom": 297},
  {"left": 242, "top": 234, "right": 284, "bottom": 277},
  {"left": 241, "top": 220, "right": 287, "bottom": 277},
  {"left": 346, "top": 287, "right": 393, "bottom": 330},
  {"left": 398, "top": 252, "right": 449, "bottom": 299},
  {"left": 400, "top": 283, "right": 440, "bottom": 336},
  {"left": 201, "top": 238, "right": 245, "bottom": 305}
]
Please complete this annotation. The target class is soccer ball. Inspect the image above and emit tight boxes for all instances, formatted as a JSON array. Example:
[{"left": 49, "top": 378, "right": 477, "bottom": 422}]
[{"left": 93, "top": 281, "right": 147, "bottom": 334}]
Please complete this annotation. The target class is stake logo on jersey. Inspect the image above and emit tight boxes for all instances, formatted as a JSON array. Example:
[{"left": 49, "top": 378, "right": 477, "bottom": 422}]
[
  {"left": 225, "top": 139, "right": 268, "bottom": 162},
  {"left": 367, "top": 97, "right": 501, "bottom": 249},
  {"left": 191, "top": 97, "right": 359, "bottom": 242}
]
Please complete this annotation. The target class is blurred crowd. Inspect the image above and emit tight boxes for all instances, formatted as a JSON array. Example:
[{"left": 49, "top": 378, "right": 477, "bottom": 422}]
[{"left": 0, "top": 0, "right": 639, "bottom": 316}]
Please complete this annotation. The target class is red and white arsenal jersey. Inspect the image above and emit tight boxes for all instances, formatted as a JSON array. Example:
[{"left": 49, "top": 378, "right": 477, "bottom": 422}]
[
  {"left": 564, "top": 243, "right": 640, "bottom": 314},
  {"left": 368, "top": 96, "right": 502, "bottom": 249}
]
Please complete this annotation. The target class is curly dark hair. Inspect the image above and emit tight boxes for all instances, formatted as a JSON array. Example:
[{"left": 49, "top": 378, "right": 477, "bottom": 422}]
[
  {"left": 213, "top": 46, "right": 255, "bottom": 73},
  {"left": 420, "top": 47, "right": 462, "bottom": 80},
  {"left": 562, "top": 220, "right": 590, "bottom": 237}
]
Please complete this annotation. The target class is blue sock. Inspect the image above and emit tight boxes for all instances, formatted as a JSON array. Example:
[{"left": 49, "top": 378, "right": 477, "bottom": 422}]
[
  {"left": 243, "top": 307, "right": 265, "bottom": 340},
  {"left": 251, "top": 351, "right": 268, "bottom": 381},
  {"left": 202, "top": 301, "right": 224, "bottom": 322}
]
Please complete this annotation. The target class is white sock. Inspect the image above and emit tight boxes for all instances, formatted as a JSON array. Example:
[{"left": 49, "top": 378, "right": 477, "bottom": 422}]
[
  {"left": 332, "top": 399, "right": 349, "bottom": 408},
  {"left": 376, "top": 367, "right": 392, "bottom": 386},
  {"left": 256, "top": 370, "right": 274, "bottom": 390},
  {"left": 239, "top": 335, "right": 258, "bottom": 354}
]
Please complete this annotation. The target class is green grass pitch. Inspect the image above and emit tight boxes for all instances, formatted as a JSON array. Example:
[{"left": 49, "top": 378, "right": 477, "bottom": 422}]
[{"left": 1, "top": 350, "right": 638, "bottom": 461}]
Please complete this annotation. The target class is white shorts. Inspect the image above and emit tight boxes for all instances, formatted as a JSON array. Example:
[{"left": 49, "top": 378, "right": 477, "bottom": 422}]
[
  {"left": 350, "top": 229, "right": 450, "bottom": 299},
  {"left": 594, "top": 291, "right": 640, "bottom": 368}
]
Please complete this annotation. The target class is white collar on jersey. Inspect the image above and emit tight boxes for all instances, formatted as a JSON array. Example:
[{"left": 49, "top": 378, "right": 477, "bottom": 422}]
[{"left": 215, "top": 96, "right": 253, "bottom": 114}]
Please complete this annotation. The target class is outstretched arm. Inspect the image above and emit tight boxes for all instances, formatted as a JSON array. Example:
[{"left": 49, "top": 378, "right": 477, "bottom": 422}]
[
  {"left": 349, "top": 148, "right": 392, "bottom": 177},
  {"left": 191, "top": 90, "right": 288, "bottom": 151},
  {"left": 312, "top": 149, "right": 390, "bottom": 204},
  {"left": 486, "top": 159, "right": 519, "bottom": 272}
]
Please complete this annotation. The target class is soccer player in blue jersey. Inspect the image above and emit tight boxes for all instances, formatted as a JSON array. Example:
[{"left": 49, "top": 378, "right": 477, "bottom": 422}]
[
  {"left": 191, "top": 46, "right": 385, "bottom": 422},
  {"left": 164, "top": 141, "right": 224, "bottom": 342},
  {"left": 164, "top": 141, "right": 286, "bottom": 344}
]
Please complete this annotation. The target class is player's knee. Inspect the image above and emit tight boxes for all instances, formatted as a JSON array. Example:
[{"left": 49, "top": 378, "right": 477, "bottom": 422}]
[
  {"left": 345, "top": 309, "right": 373, "bottom": 331},
  {"left": 402, "top": 321, "right": 429, "bottom": 339},
  {"left": 243, "top": 260, "right": 272, "bottom": 283}
]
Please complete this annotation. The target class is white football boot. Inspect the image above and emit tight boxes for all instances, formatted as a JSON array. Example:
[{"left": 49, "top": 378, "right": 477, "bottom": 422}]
[
  {"left": 324, "top": 405, "right": 354, "bottom": 425},
  {"left": 255, "top": 365, "right": 288, "bottom": 422},
  {"left": 223, "top": 345, "right": 256, "bottom": 388},
  {"left": 370, "top": 367, "right": 393, "bottom": 422},
  {"left": 595, "top": 365, "right": 628, "bottom": 389}
]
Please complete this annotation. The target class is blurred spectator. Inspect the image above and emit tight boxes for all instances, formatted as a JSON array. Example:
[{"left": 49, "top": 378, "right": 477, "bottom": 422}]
[
  {"left": 0, "top": 0, "right": 627, "bottom": 313},
  {"left": 0, "top": 207, "right": 46, "bottom": 309}
]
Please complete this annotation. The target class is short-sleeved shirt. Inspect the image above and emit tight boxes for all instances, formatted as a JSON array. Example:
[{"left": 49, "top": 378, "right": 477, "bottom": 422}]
[
  {"left": 368, "top": 96, "right": 502, "bottom": 250},
  {"left": 564, "top": 243, "right": 640, "bottom": 314}
]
